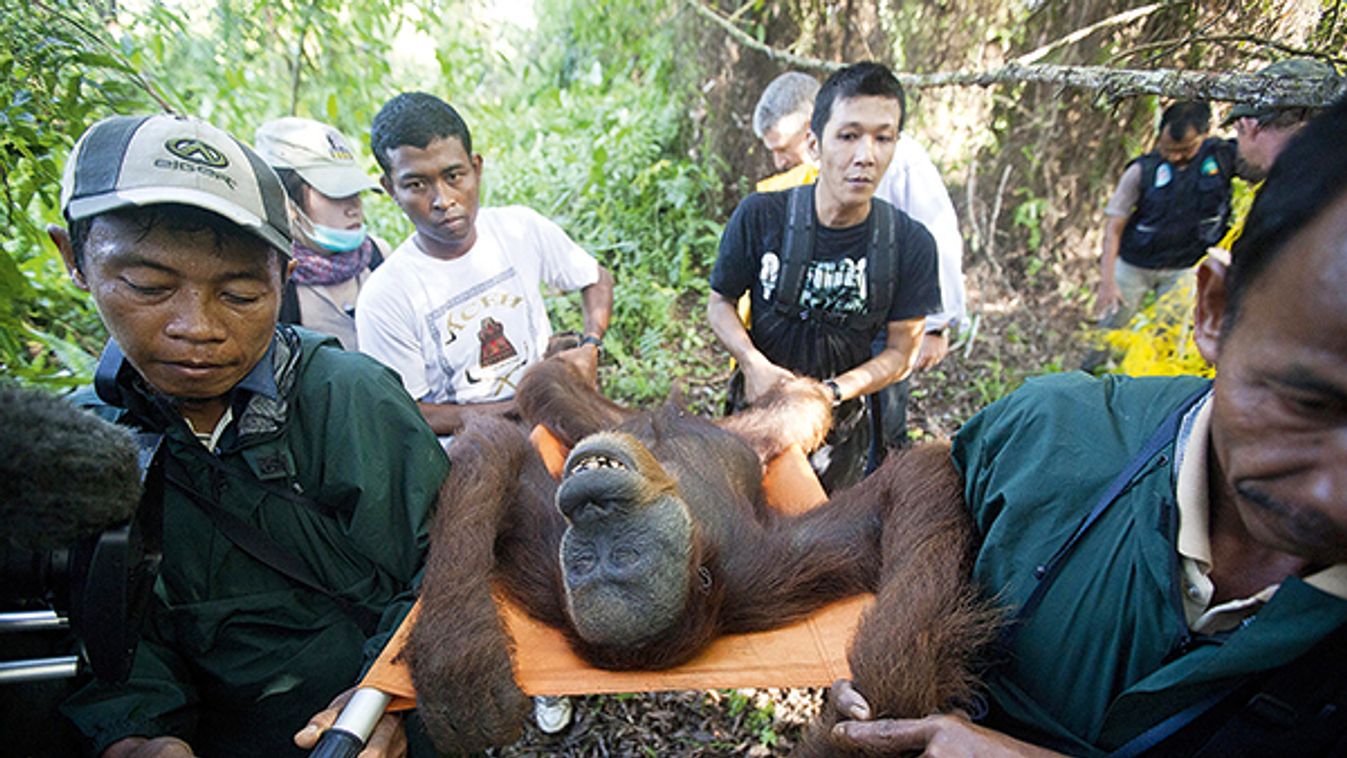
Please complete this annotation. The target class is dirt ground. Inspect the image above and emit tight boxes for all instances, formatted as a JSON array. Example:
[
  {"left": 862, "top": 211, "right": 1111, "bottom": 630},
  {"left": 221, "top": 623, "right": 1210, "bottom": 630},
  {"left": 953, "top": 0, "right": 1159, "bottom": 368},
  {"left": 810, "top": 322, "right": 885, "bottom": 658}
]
[{"left": 497, "top": 245, "right": 1099, "bottom": 756}]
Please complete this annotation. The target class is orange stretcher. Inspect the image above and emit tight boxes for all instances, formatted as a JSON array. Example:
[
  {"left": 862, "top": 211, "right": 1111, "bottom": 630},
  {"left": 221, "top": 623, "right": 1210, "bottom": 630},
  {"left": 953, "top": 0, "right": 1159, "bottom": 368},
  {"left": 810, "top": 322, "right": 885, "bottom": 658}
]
[{"left": 359, "top": 426, "right": 872, "bottom": 711}]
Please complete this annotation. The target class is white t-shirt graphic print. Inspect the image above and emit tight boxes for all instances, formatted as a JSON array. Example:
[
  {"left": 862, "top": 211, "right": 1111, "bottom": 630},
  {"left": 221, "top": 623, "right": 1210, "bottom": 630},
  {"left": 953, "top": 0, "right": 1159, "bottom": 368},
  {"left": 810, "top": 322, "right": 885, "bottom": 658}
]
[{"left": 355, "top": 205, "right": 599, "bottom": 404}]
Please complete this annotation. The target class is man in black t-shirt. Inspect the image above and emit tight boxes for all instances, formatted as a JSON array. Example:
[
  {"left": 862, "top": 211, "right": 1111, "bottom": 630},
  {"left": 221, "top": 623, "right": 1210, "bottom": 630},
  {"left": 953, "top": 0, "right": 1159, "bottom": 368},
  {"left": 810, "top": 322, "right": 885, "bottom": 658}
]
[{"left": 708, "top": 62, "right": 940, "bottom": 491}]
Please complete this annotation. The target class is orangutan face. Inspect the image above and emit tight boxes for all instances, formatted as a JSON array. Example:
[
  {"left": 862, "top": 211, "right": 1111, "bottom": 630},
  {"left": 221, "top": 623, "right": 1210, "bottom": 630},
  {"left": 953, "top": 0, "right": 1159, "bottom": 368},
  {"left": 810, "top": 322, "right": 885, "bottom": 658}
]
[{"left": 556, "top": 432, "right": 695, "bottom": 647}]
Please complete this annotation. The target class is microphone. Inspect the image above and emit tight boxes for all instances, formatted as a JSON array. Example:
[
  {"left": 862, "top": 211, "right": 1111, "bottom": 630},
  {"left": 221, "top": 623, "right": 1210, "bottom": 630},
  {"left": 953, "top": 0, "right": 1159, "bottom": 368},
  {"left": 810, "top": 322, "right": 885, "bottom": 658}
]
[
  {"left": 0, "top": 386, "right": 158, "bottom": 684},
  {"left": 0, "top": 387, "right": 142, "bottom": 550}
]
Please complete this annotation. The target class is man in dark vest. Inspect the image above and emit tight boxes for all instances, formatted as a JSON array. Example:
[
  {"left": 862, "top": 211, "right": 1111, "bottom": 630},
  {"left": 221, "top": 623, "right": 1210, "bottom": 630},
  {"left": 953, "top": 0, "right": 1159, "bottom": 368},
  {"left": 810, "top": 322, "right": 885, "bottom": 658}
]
[
  {"left": 1095, "top": 101, "right": 1236, "bottom": 329},
  {"left": 707, "top": 61, "right": 941, "bottom": 492}
]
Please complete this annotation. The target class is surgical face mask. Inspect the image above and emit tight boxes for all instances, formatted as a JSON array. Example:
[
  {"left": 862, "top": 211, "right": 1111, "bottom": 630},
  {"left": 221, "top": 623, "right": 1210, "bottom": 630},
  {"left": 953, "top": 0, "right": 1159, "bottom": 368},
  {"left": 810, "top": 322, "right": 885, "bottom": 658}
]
[
  {"left": 308, "top": 222, "right": 367, "bottom": 253},
  {"left": 293, "top": 205, "right": 367, "bottom": 253}
]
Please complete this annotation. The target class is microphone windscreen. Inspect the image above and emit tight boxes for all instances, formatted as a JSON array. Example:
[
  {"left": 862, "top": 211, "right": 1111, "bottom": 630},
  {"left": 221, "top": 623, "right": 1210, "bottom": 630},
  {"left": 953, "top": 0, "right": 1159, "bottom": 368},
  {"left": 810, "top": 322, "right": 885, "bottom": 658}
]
[{"left": 0, "top": 387, "right": 142, "bottom": 550}]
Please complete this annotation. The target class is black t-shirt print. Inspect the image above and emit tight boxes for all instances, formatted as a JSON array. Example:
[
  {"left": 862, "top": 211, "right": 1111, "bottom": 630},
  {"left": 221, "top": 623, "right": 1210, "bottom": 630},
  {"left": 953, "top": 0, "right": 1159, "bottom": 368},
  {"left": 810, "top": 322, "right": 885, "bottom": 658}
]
[{"left": 710, "top": 190, "right": 940, "bottom": 378}]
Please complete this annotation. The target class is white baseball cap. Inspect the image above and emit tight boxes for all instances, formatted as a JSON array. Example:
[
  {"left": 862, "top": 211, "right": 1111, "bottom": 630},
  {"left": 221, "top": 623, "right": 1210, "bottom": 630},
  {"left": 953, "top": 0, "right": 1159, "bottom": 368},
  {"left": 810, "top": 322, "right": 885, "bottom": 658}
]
[
  {"left": 253, "top": 117, "right": 380, "bottom": 198},
  {"left": 60, "top": 113, "right": 292, "bottom": 254}
]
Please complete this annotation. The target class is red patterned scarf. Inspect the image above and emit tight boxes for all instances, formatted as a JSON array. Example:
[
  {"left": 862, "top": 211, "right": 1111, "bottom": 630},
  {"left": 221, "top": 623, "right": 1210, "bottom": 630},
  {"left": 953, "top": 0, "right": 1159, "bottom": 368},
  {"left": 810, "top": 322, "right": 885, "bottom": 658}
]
[{"left": 290, "top": 237, "right": 374, "bottom": 286}]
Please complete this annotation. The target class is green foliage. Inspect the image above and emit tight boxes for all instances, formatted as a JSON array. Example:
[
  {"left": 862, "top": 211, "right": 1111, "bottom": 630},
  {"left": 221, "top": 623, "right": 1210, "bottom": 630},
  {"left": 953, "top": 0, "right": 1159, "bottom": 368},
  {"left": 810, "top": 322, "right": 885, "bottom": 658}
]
[
  {"left": 718, "top": 689, "right": 779, "bottom": 748},
  {"left": 968, "top": 359, "right": 1015, "bottom": 407},
  {"left": 462, "top": 0, "right": 727, "bottom": 402},
  {"left": 3, "top": 0, "right": 729, "bottom": 403},
  {"left": 0, "top": 0, "right": 158, "bottom": 387},
  {"left": 1011, "top": 191, "right": 1047, "bottom": 253}
]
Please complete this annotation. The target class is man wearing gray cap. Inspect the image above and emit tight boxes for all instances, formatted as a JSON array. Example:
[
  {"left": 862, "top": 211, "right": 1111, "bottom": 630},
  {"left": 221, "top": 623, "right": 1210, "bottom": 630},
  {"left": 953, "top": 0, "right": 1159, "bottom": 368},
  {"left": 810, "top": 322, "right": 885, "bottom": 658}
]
[
  {"left": 1214, "top": 57, "right": 1339, "bottom": 257},
  {"left": 254, "top": 116, "right": 390, "bottom": 350},
  {"left": 49, "top": 113, "right": 446, "bottom": 757}
]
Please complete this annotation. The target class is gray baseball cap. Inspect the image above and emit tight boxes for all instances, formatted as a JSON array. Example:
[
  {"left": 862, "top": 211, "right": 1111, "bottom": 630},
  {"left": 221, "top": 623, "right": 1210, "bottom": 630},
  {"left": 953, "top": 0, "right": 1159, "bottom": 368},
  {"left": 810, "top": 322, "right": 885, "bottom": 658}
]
[
  {"left": 1224, "top": 58, "right": 1339, "bottom": 124},
  {"left": 253, "top": 117, "right": 380, "bottom": 198},
  {"left": 60, "top": 114, "right": 292, "bottom": 254}
]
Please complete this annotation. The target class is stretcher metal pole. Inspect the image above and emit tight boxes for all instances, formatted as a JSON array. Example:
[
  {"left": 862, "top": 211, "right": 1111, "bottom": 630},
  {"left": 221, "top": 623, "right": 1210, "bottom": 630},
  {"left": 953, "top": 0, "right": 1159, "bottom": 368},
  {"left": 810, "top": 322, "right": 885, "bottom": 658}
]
[
  {"left": 0, "top": 610, "right": 68, "bottom": 632},
  {"left": 308, "top": 687, "right": 390, "bottom": 758},
  {"left": 0, "top": 611, "right": 79, "bottom": 683},
  {"left": 0, "top": 656, "right": 80, "bottom": 684}
]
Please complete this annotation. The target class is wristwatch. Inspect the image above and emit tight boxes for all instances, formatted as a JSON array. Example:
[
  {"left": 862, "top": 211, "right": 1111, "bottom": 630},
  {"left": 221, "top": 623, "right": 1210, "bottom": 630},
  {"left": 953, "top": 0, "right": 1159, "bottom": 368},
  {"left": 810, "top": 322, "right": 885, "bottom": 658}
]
[
  {"left": 824, "top": 379, "right": 843, "bottom": 406},
  {"left": 580, "top": 334, "right": 603, "bottom": 350}
]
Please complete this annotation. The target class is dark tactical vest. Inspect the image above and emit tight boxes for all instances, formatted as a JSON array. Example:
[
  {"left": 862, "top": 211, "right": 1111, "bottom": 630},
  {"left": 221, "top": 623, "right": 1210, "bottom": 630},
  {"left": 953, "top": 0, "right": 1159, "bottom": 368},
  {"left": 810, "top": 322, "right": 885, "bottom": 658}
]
[{"left": 1119, "top": 138, "right": 1234, "bottom": 270}]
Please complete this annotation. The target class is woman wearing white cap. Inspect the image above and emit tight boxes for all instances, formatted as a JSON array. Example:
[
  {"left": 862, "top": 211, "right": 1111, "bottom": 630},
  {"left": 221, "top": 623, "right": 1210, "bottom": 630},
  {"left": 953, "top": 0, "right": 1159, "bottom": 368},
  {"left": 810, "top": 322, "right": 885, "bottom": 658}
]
[{"left": 254, "top": 117, "right": 390, "bottom": 350}]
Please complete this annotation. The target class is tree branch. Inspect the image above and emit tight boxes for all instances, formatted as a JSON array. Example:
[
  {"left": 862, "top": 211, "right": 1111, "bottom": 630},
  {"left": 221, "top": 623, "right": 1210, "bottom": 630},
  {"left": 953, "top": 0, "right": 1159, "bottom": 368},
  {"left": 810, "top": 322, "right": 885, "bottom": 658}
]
[
  {"left": 685, "top": 0, "right": 1347, "bottom": 106},
  {"left": 1014, "top": 2, "right": 1166, "bottom": 66},
  {"left": 1111, "top": 33, "right": 1347, "bottom": 68},
  {"left": 288, "top": 0, "right": 321, "bottom": 116}
]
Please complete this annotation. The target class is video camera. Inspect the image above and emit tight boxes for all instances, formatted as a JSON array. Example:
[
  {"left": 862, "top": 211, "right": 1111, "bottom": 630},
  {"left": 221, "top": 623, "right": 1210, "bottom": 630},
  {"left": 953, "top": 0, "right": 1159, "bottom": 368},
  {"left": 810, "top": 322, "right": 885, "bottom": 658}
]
[{"left": 0, "top": 387, "right": 162, "bottom": 685}]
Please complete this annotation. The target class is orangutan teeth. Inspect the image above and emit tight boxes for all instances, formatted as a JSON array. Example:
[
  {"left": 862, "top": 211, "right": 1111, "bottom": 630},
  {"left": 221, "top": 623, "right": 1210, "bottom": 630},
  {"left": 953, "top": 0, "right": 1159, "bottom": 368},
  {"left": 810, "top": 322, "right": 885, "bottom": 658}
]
[{"left": 568, "top": 453, "right": 628, "bottom": 475}]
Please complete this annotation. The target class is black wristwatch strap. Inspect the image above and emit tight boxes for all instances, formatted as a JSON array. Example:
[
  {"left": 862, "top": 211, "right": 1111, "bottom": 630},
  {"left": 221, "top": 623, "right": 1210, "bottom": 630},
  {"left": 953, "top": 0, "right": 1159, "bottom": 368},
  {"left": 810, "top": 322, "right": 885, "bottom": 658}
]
[
  {"left": 824, "top": 379, "right": 843, "bottom": 405},
  {"left": 580, "top": 334, "right": 603, "bottom": 349}
]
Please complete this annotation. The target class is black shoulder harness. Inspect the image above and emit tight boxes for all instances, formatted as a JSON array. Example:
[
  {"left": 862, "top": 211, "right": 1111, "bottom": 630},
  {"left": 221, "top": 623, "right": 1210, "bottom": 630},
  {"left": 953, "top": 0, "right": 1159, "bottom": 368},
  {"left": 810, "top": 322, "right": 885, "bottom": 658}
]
[{"left": 771, "top": 183, "right": 899, "bottom": 333}]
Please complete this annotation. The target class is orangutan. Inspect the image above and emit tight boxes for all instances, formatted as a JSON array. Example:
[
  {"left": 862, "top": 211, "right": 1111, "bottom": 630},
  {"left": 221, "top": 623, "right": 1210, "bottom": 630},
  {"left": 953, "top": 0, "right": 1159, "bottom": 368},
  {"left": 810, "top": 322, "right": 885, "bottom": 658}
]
[{"left": 406, "top": 355, "right": 1000, "bottom": 755}]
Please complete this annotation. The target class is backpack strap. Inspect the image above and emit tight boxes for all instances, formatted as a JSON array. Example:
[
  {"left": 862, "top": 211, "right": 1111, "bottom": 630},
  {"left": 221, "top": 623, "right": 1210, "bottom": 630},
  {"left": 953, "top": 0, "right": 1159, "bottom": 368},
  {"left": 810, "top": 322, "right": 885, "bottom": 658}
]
[
  {"left": 772, "top": 185, "right": 898, "bottom": 334},
  {"left": 1107, "top": 622, "right": 1347, "bottom": 757},
  {"left": 178, "top": 440, "right": 342, "bottom": 519},
  {"left": 1187, "top": 622, "right": 1347, "bottom": 757},
  {"left": 860, "top": 197, "right": 898, "bottom": 333},
  {"left": 369, "top": 234, "right": 390, "bottom": 269},
  {"left": 162, "top": 458, "right": 379, "bottom": 636},
  {"left": 773, "top": 183, "right": 816, "bottom": 311},
  {"left": 1133, "top": 152, "right": 1160, "bottom": 192},
  {"left": 1004, "top": 384, "right": 1210, "bottom": 643},
  {"left": 279, "top": 278, "right": 301, "bottom": 325}
]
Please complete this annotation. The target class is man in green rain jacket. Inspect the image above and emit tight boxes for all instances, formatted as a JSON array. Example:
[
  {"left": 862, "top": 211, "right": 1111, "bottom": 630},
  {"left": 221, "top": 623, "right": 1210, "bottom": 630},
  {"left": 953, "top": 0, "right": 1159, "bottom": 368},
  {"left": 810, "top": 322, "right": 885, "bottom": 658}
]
[
  {"left": 48, "top": 114, "right": 447, "bottom": 757},
  {"left": 825, "top": 97, "right": 1347, "bottom": 756}
]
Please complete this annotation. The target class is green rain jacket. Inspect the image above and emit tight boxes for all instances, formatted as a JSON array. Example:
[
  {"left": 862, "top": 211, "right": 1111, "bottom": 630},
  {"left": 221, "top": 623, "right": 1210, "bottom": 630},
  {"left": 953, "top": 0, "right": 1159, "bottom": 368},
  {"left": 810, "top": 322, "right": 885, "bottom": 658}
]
[
  {"left": 63, "top": 326, "right": 448, "bottom": 756},
  {"left": 952, "top": 372, "right": 1347, "bottom": 756}
]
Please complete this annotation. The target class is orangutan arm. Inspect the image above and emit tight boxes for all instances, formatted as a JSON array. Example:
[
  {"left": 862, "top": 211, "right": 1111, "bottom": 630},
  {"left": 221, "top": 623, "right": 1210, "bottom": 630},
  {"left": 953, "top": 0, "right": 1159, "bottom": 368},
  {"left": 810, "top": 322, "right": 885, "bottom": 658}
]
[
  {"left": 715, "top": 375, "right": 834, "bottom": 462},
  {"left": 407, "top": 418, "right": 539, "bottom": 754},
  {"left": 416, "top": 398, "right": 516, "bottom": 436},
  {"left": 794, "top": 442, "right": 1004, "bottom": 757},
  {"left": 514, "top": 353, "right": 636, "bottom": 447}
]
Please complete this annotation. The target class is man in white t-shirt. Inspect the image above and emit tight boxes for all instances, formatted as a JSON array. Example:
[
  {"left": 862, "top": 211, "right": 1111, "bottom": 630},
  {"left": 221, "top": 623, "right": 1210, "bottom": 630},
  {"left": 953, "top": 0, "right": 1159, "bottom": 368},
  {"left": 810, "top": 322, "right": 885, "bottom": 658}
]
[{"left": 359, "top": 92, "right": 614, "bottom": 439}]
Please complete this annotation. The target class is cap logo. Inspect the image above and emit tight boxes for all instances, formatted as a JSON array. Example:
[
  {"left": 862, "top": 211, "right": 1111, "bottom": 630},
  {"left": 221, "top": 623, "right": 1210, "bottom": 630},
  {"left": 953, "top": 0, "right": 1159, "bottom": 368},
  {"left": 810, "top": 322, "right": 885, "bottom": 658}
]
[
  {"left": 155, "top": 138, "right": 237, "bottom": 190},
  {"left": 326, "top": 132, "right": 354, "bottom": 161},
  {"left": 165, "top": 138, "right": 229, "bottom": 169}
]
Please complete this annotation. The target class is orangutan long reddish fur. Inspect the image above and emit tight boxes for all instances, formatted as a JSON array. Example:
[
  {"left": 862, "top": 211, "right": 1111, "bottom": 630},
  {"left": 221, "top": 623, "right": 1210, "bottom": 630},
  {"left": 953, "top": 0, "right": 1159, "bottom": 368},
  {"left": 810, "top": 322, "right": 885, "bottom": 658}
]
[
  {"left": 515, "top": 356, "right": 832, "bottom": 463},
  {"left": 792, "top": 442, "right": 1004, "bottom": 757},
  {"left": 405, "top": 418, "right": 546, "bottom": 750},
  {"left": 411, "top": 355, "right": 1001, "bottom": 755}
]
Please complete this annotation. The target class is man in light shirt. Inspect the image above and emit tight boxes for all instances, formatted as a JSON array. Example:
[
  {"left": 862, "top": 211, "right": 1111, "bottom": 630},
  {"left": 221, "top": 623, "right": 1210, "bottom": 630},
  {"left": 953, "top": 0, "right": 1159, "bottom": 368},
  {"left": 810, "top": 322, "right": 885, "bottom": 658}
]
[{"left": 358, "top": 92, "right": 614, "bottom": 440}]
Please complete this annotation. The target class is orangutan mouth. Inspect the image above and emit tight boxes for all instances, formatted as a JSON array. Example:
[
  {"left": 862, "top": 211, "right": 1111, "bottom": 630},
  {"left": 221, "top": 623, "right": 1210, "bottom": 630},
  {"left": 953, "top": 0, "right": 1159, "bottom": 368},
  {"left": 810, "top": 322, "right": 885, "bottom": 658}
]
[{"left": 567, "top": 453, "right": 630, "bottom": 476}]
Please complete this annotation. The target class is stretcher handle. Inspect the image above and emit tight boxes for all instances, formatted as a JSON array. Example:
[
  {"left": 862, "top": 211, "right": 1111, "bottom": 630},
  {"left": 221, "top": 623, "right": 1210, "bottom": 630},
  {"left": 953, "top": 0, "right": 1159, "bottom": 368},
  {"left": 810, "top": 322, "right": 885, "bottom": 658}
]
[{"left": 308, "top": 688, "right": 391, "bottom": 758}]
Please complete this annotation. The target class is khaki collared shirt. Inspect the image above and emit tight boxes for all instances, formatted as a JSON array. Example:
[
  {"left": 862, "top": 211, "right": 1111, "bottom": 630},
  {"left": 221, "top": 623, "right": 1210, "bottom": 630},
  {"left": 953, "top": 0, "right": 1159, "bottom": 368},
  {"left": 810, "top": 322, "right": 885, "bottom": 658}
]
[{"left": 1173, "top": 393, "right": 1347, "bottom": 633}]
